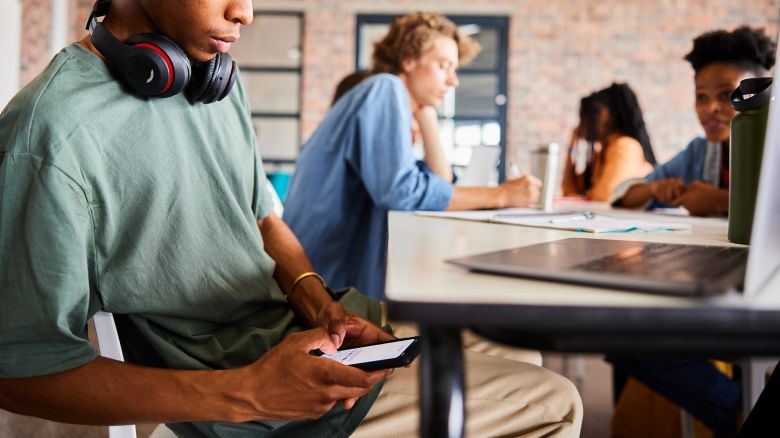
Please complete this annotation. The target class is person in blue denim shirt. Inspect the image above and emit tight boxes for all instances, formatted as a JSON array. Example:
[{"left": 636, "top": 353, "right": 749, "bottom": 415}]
[
  {"left": 331, "top": 70, "right": 457, "bottom": 185},
  {"left": 609, "top": 26, "right": 775, "bottom": 437},
  {"left": 614, "top": 26, "right": 775, "bottom": 217},
  {"left": 284, "top": 13, "right": 540, "bottom": 300}
]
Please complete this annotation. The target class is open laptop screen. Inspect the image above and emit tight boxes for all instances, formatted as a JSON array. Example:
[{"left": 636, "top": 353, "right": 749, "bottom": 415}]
[{"left": 745, "top": 37, "right": 780, "bottom": 296}]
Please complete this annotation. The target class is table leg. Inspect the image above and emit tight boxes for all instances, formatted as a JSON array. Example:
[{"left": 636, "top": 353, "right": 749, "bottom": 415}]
[{"left": 419, "top": 326, "right": 465, "bottom": 438}]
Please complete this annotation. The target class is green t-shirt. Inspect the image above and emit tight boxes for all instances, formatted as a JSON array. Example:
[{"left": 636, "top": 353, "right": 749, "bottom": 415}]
[{"left": 0, "top": 43, "right": 382, "bottom": 437}]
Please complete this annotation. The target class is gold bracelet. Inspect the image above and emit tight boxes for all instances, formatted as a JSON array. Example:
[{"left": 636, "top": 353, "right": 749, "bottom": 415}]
[{"left": 290, "top": 271, "right": 325, "bottom": 295}]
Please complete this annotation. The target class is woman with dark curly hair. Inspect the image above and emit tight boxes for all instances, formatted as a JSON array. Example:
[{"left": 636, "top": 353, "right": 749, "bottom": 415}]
[
  {"left": 609, "top": 26, "right": 776, "bottom": 437},
  {"left": 562, "top": 82, "right": 657, "bottom": 201},
  {"left": 614, "top": 26, "right": 776, "bottom": 216}
]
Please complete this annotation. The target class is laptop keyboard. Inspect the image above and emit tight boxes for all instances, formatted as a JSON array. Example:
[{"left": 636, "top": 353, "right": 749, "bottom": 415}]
[{"left": 572, "top": 243, "right": 748, "bottom": 283}]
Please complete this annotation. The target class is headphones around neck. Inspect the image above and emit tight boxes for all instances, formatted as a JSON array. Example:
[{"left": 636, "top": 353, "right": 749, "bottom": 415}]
[{"left": 86, "top": 0, "right": 236, "bottom": 104}]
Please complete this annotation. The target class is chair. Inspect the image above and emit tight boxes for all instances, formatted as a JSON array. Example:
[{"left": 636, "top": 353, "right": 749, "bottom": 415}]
[
  {"left": 678, "top": 357, "right": 778, "bottom": 438},
  {"left": 741, "top": 357, "right": 777, "bottom": 414},
  {"left": 266, "top": 178, "right": 284, "bottom": 217},
  {"left": 92, "top": 311, "right": 138, "bottom": 438},
  {"left": 92, "top": 311, "right": 176, "bottom": 438}
]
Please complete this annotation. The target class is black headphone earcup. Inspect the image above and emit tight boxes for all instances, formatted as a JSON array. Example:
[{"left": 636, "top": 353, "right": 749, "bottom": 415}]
[
  {"left": 187, "top": 58, "right": 217, "bottom": 103},
  {"left": 125, "top": 33, "right": 191, "bottom": 98},
  {"left": 188, "top": 53, "right": 237, "bottom": 104}
]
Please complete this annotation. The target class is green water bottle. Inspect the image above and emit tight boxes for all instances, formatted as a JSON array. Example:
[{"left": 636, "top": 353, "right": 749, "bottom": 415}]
[{"left": 728, "top": 77, "right": 772, "bottom": 244}]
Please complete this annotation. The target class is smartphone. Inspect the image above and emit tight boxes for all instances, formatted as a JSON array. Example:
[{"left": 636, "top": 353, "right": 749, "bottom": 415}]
[{"left": 319, "top": 336, "right": 420, "bottom": 371}]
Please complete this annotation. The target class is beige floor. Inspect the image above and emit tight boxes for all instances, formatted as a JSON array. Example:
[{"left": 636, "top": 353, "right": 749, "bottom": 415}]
[{"left": 0, "top": 353, "right": 613, "bottom": 438}]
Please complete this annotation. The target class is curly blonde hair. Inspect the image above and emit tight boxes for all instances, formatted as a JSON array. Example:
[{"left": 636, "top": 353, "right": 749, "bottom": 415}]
[{"left": 372, "top": 12, "right": 481, "bottom": 74}]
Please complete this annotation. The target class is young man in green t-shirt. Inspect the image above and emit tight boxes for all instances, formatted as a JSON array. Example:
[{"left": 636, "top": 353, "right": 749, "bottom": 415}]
[{"left": 0, "top": 1, "right": 581, "bottom": 436}]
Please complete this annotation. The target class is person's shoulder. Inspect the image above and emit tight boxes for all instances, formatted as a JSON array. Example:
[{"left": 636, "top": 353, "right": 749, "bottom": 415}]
[
  {"left": 652, "top": 136, "right": 708, "bottom": 173},
  {"left": 29, "top": 44, "right": 112, "bottom": 107},
  {"left": 365, "top": 73, "right": 403, "bottom": 87},
  {"left": 334, "top": 73, "right": 407, "bottom": 116},
  {"left": 4, "top": 44, "right": 115, "bottom": 127},
  {"left": 1, "top": 44, "right": 121, "bottom": 158},
  {"left": 683, "top": 136, "right": 708, "bottom": 151},
  {"left": 610, "top": 135, "right": 642, "bottom": 150},
  {"left": 606, "top": 135, "right": 643, "bottom": 158},
  {"left": 1, "top": 49, "right": 71, "bottom": 155},
  {"left": 356, "top": 73, "right": 405, "bottom": 99}
]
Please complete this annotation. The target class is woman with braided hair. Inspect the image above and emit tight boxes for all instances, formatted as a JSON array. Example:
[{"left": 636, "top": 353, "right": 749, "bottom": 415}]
[{"left": 562, "top": 82, "right": 656, "bottom": 201}]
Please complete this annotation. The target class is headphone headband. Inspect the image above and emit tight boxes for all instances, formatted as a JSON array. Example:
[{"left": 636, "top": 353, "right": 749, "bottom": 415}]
[
  {"left": 85, "top": 0, "right": 234, "bottom": 103},
  {"left": 86, "top": 0, "right": 110, "bottom": 32}
]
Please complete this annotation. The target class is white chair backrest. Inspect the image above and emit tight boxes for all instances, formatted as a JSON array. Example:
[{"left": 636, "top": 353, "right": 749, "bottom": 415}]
[
  {"left": 92, "top": 311, "right": 137, "bottom": 438},
  {"left": 266, "top": 179, "right": 284, "bottom": 217}
]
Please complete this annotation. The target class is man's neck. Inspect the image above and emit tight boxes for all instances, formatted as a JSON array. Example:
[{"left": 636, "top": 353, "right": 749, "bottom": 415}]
[
  {"left": 79, "top": 35, "right": 105, "bottom": 61},
  {"left": 80, "top": 1, "right": 157, "bottom": 61}
]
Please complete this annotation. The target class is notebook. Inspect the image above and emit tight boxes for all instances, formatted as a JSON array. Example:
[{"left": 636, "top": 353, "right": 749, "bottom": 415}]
[
  {"left": 416, "top": 209, "right": 691, "bottom": 233},
  {"left": 490, "top": 213, "right": 691, "bottom": 233}
]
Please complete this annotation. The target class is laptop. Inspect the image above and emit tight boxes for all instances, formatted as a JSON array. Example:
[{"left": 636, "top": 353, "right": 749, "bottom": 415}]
[
  {"left": 447, "top": 56, "right": 780, "bottom": 298},
  {"left": 457, "top": 145, "right": 501, "bottom": 187}
]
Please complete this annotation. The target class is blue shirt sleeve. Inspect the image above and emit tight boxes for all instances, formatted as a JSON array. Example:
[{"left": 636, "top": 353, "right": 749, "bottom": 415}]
[
  {"left": 417, "top": 160, "right": 457, "bottom": 184},
  {"left": 644, "top": 138, "right": 703, "bottom": 184},
  {"left": 346, "top": 76, "right": 453, "bottom": 211}
]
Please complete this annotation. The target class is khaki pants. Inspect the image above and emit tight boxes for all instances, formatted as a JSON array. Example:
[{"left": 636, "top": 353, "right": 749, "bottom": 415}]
[
  {"left": 461, "top": 329, "right": 543, "bottom": 367},
  {"left": 353, "top": 323, "right": 583, "bottom": 437}
]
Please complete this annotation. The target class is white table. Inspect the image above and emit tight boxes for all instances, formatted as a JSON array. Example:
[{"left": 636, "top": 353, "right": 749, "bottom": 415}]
[{"left": 385, "top": 209, "right": 780, "bottom": 437}]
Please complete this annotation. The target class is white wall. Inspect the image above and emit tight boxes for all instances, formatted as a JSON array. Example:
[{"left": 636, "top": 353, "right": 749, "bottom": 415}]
[{"left": 0, "top": 0, "right": 22, "bottom": 109}]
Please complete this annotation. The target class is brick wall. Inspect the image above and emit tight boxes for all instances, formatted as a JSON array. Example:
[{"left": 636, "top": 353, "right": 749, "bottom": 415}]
[
  {"left": 505, "top": 0, "right": 778, "bottom": 165},
  {"left": 21, "top": 0, "right": 780, "bottom": 164},
  {"left": 69, "top": 0, "right": 93, "bottom": 42},
  {"left": 19, "top": 0, "right": 91, "bottom": 86},
  {"left": 20, "top": 0, "right": 52, "bottom": 86},
  {"left": 257, "top": 0, "right": 780, "bottom": 165}
]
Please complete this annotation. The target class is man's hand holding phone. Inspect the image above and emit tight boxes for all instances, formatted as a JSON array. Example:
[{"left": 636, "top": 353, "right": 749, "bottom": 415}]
[
  {"left": 236, "top": 328, "right": 391, "bottom": 421},
  {"left": 320, "top": 337, "right": 421, "bottom": 371},
  {"left": 315, "top": 305, "right": 395, "bottom": 352},
  {"left": 313, "top": 309, "right": 401, "bottom": 408}
]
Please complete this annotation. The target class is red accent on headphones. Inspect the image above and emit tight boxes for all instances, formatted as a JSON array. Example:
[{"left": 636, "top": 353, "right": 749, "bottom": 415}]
[{"left": 134, "top": 42, "right": 175, "bottom": 95}]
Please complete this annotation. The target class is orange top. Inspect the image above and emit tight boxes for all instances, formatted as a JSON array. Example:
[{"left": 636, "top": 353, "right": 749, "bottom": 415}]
[{"left": 562, "top": 135, "right": 654, "bottom": 201}]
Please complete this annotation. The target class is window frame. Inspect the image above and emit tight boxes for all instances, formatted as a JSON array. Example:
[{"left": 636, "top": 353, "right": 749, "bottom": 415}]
[{"left": 240, "top": 10, "right": 305, "bottom": 166}]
